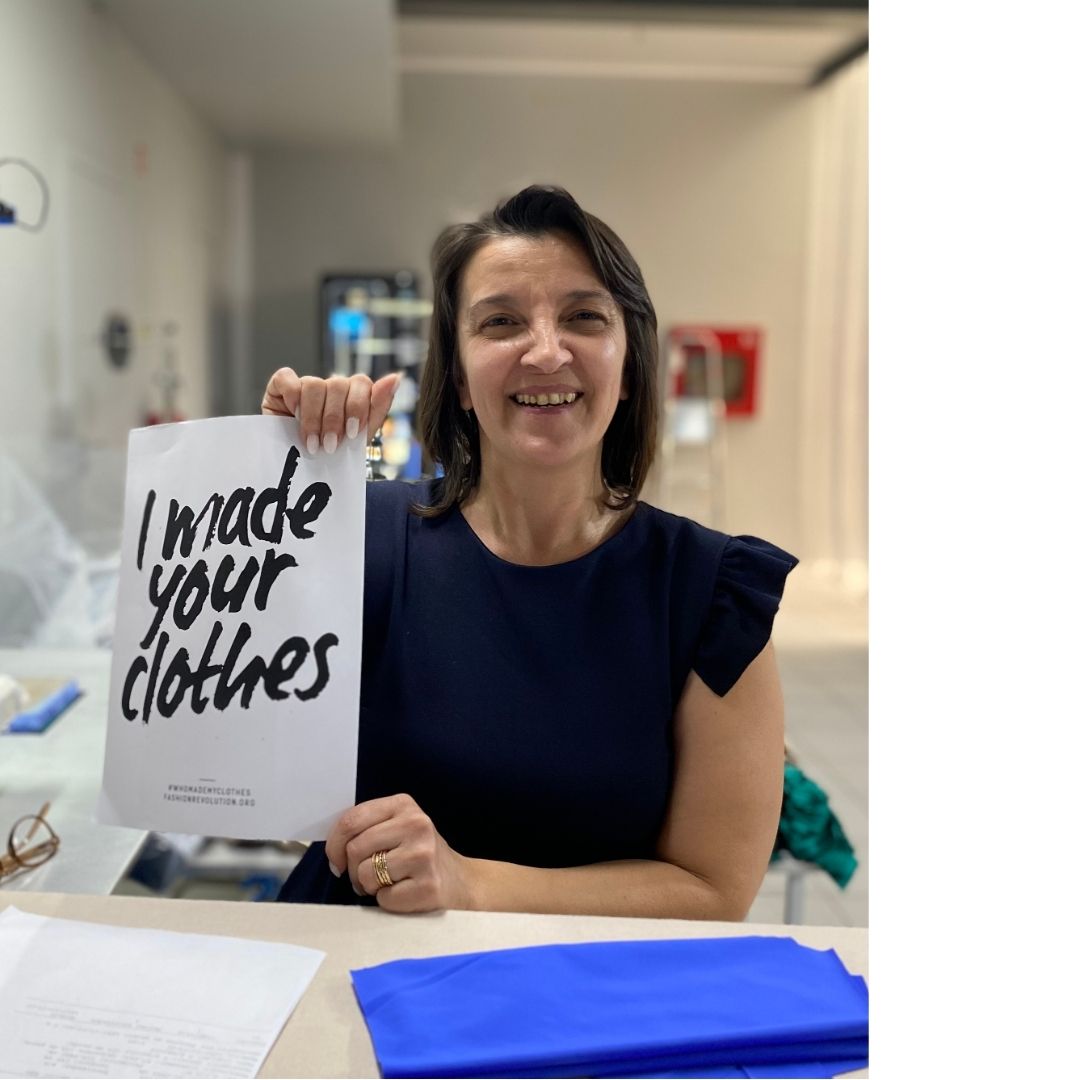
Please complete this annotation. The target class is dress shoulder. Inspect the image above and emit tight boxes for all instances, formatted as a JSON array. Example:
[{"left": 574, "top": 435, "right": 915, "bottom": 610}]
[{"left": 692, "top": 530, "right": 798, "bottom": 696}]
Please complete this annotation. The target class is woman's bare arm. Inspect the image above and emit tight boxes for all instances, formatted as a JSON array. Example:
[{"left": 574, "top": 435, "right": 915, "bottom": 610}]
[{"left": 457, "top": 643, "right": 786, "bottom": 921}]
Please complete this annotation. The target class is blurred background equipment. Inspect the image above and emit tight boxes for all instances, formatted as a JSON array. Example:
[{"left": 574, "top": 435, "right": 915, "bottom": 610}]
[
  {"left": 319, "top": 272, "right": 432, "bottom": 480},
  {"left": 0, "top": 157, "right": 51, "bottom": 232},
  {"left": 659, "top": 325, "right": 764, "bottom": 530},
  {"left": 144, "top": 321, "right": 187, "bottom": 426},
  {"left": 0, "top": 455, "right": 119, "bottom": 650},
  {"left": 102, "top": 313, "right": 132, "bottom": 369},
  {"left": 320, "top": 271, "right": 428, "bottom": 380}
]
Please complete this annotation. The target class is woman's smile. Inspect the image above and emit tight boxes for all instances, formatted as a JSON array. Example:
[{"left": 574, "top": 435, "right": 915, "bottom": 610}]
[
  {"left": 509, "top": 383, "right": 585, "bottom": 413},
  {"left": 512, "top": 394, "right": 581, "bottom": 412}
]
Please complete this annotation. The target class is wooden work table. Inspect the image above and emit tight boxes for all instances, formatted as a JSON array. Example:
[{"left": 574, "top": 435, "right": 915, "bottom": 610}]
[{"left": 2, "top": 891, "right": 868, "bottom": 1078}]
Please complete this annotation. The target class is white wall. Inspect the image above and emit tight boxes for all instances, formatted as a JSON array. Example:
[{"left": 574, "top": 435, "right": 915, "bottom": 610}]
[
  {"left": 252, "top": 72, "right": 817, "bottom": 553},
  {"left": 797, "top": 54, "right": 868, "bottom": 593},
  {"left": 0, "top": 0, "right": 228, "bottom": 551},
  {"left": 0, "top": 3, "right": 866, "bottom": 571}
]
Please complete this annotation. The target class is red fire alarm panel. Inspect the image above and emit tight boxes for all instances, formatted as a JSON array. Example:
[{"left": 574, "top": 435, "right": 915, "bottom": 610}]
[{"left": 666, "top": 326, "right": 762, "bottom": 417}]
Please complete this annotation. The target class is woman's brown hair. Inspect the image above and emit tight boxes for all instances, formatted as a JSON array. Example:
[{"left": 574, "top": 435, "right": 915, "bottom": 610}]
[{"left": 414, "top": 185, "right": 658, "bottom": 517}]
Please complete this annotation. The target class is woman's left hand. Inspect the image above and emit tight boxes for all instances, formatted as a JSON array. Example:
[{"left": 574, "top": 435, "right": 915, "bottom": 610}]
[{"left": 324, "top": 793, "right": 476, "bottom": 913}]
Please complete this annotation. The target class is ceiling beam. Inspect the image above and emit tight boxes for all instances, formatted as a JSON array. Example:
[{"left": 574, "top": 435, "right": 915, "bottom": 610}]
[
  {"left": 808, "top": 34, "right": 868, "bottom": 87},
  {"left": 400, "top": 1, "right": 868, "bottom": 27}
]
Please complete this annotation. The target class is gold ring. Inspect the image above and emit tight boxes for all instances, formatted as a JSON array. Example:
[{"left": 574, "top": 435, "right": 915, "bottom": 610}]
[{"left": 372, "top": 849, "right": 395, "bottom": 888}]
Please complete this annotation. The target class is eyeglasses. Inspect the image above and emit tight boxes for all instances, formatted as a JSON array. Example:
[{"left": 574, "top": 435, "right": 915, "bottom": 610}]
[{"left": 0, "top": 802, "right": 60, "bottom": 883}]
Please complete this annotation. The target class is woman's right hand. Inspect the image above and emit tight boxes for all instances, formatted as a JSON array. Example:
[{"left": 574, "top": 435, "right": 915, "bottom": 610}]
[{"left": 261, "top": 368, "right": 401, "bottom": 455}]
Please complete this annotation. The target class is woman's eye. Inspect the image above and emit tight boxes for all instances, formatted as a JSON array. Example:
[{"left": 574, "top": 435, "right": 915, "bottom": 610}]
[
  {"left": 482, "top": 316, "right": 514, "bottom": 329},
  {"left": 570, "top": 311, "right": 604, "bottom": 323}
]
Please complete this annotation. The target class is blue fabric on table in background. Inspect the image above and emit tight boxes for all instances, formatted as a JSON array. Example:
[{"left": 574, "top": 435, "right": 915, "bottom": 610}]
[
  {"left": 4, "top": 680, "right": 81, "bottom": 733},
  {"left": 351, "top": 936, "right": 868, "bottom": 1079}
]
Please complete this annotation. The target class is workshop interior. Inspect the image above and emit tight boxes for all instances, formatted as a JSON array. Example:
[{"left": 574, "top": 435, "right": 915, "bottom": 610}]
[{"left": 1, "top": 1, "right": 867, "bottom": 928}]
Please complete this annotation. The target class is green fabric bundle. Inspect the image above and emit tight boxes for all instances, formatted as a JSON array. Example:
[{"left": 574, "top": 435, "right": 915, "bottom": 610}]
[{"left": 771, "top": 762, "right": 858, "bottom": 888}]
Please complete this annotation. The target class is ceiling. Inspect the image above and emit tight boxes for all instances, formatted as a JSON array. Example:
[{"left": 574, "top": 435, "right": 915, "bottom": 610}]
[
  {"left": 100, "top": 0, "right": 399, "bottom": 148},
  {"left": 100, "top": 0, "right": 867, "bottom": 149}
]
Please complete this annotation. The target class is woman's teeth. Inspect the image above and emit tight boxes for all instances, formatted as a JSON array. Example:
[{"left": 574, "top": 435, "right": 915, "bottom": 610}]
[{"left": 514, "top": 392, "right": 578, "bottom": 406}]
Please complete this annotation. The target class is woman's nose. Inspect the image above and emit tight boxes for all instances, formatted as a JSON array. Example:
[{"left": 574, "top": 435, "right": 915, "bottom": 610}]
[{"left": 521, "top": 324, "right": 572, "bottom": 372}]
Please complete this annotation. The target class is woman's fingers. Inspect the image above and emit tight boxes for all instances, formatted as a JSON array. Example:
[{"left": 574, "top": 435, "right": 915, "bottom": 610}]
[
  {"left": 296, "top": 377, "right": 327, "bottom": 455},
  {"left": 343, "top": 372, "right": 400, "bottom": 445},
  {"left": 326, "top": 793, "right": 470, "bottom": 912},
  {"left": 319, "top": 376, "right": 351, "bottom": 453},
  {"left": 327, "top": 793, "right": 436, "bottom": 899},
  {"left": 264, "top": 370, "right": 400, "bottom": 451},
  {"left": 375, "top": 877, "right": 438, "bottom": 914},
  {"left": 261, "top": 366, "right": 301, "bottom": 417},
  {"left": 325, "top": 794, "right": 404, "bottom": 876},
  {"left": 343, "top": 376, "right": 373, "bottom": 442},
  {"left": 348, "top": 832, "right": 409, "bottom": 896},
  {"left": 345, "top": 821, "right": 404, "bottom": 891},
  {"left": 367, "top": 372, "right": 401, "bottom": 444}
]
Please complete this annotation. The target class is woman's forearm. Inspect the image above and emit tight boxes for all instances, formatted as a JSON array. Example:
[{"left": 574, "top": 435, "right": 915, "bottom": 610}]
[{"left": 463, "top": 856, "right": 751, "bottom": 922}]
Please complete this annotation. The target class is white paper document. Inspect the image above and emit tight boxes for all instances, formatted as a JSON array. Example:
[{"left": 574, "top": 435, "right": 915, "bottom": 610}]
[
  {"left": 98, "top": 415, "right": 366, "bottom": 841},
  {"left": 0, "top": 907, "right": 324, "bottom": 1079}
]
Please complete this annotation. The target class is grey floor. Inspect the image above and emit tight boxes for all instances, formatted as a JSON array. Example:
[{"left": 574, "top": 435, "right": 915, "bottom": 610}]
[
  {"left": 748, "top": 641, "right": 868, "bottom": 928},
  {"left": 742, "top": 563, "right": 869, "bottom": 928}
]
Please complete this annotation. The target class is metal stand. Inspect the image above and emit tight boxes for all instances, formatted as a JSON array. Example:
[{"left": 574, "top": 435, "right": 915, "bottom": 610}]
[
  {"left": 771, "top": 850, "right": 815, "bottom": 925},
  {"left": 657, "top": 328, "right": 730, "bottom": 531}
]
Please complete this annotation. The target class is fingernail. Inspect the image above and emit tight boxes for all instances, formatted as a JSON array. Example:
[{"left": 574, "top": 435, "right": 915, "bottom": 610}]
[
  {"left": 346, "top": 417, "right": 360, "bottom": 440},
  {"left": 306, "top": 433, "right": 319, "bottom": 455},
  {"left": 294, "top": 406, "right": 300, "bottom": 419},
  {"left": 323, "top": 432, "right": 338, "bottom": 455},
  {"left": 328, "top": 858, "right": 343, "bottom": 878}
]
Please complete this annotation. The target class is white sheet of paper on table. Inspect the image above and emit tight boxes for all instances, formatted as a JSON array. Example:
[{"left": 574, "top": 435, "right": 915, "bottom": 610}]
[
  {"left": 97, "top": 415, "right": 366, "bottom": 841},
  {"left": 0, "top": 907, "right": 325, "bottom": 1079}
]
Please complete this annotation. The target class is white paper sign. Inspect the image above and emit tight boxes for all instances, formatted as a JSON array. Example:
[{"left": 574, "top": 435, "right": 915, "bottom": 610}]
[{"left": 97, "top": 416, "right": 365, "bottom": 841}]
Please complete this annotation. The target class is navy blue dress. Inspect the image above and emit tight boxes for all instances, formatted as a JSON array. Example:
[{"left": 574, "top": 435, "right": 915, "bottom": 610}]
[{"left": 278, "top": 479, "right": 797, "bottom": 905}]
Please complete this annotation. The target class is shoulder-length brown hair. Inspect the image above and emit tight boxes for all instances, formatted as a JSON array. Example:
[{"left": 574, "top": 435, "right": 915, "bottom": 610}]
[{"left": 414, "top": 185, "right": 658, "bottom": 517}]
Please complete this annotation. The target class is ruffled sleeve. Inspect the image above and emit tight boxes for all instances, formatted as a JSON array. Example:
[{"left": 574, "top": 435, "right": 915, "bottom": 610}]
[{"left": 692, "top": 535, "right": 798, "bottom": 697}]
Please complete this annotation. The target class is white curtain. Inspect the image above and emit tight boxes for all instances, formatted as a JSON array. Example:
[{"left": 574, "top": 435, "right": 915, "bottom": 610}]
[{"left": 798, "top": 53, "right": 868, "bottom": 594}]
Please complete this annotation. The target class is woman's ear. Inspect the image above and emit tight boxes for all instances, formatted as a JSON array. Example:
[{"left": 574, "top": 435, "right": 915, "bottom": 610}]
[{"left": 451, "top": 358, "right": 473, "bottom": 410}]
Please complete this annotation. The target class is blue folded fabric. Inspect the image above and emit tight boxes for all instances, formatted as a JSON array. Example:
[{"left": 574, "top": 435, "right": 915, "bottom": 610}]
[
  {"left": 351, "top": 936, "right": 868, "bottom": 1079},
  {"left": 4, "top": 680, "right": 81, "bottom": 733}
]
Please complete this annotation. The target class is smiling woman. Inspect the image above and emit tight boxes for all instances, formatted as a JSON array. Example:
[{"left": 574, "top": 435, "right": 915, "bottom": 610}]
[
  {"left": 417, "top": 187, "right": 657, "bottom": 528},
  {"left": 261, "top": 185, "right": 798, "bottom": 922},
  {"left": 452, "top": 234, "right": 629, "bottom": 511}
]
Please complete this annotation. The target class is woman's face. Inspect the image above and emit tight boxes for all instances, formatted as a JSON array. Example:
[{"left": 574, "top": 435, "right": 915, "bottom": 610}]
[{"left": 455, "top": 231, "right": 628, "bottom": 479}]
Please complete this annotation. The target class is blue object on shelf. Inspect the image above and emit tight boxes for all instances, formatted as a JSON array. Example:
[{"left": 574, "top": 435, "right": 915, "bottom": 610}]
[
  {"left": 351, "top": 936, "right": 868, "bottom": 1079},
  {"left": 241, "top": 873, "right": 285, "bottom": 902},
  {"left": 5, "top": 680, "right": 81, "bottom": 733}
]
